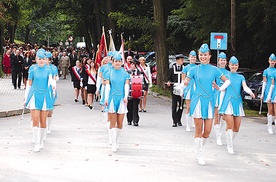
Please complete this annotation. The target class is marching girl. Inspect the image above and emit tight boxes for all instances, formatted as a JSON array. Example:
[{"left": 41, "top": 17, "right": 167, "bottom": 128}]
[
  {"left": 181, "top": 50, "right": 197, "bottom": 132},
  {"left": 261, "top": 53, "right": 276, "bottom": 134},
  {"left": 45, "top": 51, "right": 59, "bottom": 134},
  {"left": 184, "top": 44, "right": 230, "bottom": 165},
  {"left": 217, "top": 56, "right": 255, "bottom": 154},
  {"left": 86, "top": 60, "right": 97, "bottom": 109},
  {"left": 104, "top": 52, "right": 130, "bottom": 152},
  {"left": 80, "top": 58, "right": 91, "bottom": 106},
  {"left": 24, "top": 49, "right": 56, "bottom": 152},
  {"left": 138, "top": 57, "right": 152, "bottom": 112},
  {"left": 213, "top": 52, "right": 229, "bottom": 146}
]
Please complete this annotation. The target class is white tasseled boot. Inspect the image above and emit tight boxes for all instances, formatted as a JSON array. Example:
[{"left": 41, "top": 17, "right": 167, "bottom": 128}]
[
  {"left": 267, "top": 115, "right": 274, "bottom": 134},
  {"left": 232, "top": 131, "right": 238, "bottom": 140},
  {"left": 47, "top": 117, "right": 52, "bottom": 134},
  {"left": 32, "top": 127, "right": 36, "bottom": 143},
  {"left": 111, "top": 128, "right": 117, "bottom": 152},
  {"left": 116, "top": 128, "right": 121, "bottom": 150},
  {"left": 39, "top": 128, "right": 47, "bottom": 150},
  {"left": 108, "top": 128, "right": 112, "bottom": 145},
  {"left": 214, "top": 124, "right": 223, "bottom": 146},
  {"left": 226, "top": 129, "right": 234, "bottom": 154},
  {"left": 33, "top": 127, "right": 40, "bottom": 152},
  {"left": 194, "top": 138, "right": 206, "bottom": 166},
  {"left": 185, "top": 114, "right": 191, "bottom": 132}
]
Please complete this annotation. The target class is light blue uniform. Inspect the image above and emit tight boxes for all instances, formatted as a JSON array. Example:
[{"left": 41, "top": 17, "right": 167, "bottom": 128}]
[
  {"left": 105, "top": 67, "right": 130, "bottom": 113},
  {"left": 49, "top": 64, "right": 58, "bottom": 105},
  {"left": 99, "top": 62, "right": 113, "bottom": 106},
  {"left": 270, "top": 71, "right": 276, "bottom": 103},
  {"left": 182, "top": 63, "right": 197, "bottom": 100},
  {"left": 26, "top": 64, "right": 53, "bottom": 110},
  {"left": 219, "top": 72, "right": 245, "bottom": 116},
  {"left": 263, "top": 67, "right": 275, "bottom": 103},
  {"left": 187, "top": 64, "right": 223, "bottom": 119},
  {"left": 214, "top": 68, "right": 229, "bottom": 107}
]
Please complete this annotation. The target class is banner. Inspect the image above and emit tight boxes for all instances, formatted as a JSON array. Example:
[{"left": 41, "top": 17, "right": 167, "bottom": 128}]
[
  {"left": 108, "top": 30, "right": 116, "bottom": 52},
  {"left": 95, "top": 27, "right": 107, "bottom": 69}
]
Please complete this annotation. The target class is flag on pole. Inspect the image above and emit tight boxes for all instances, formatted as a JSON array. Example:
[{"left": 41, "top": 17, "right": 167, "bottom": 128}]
[
  {"left": 119, "top": 33, "right": 125, "bottom": 64},
  {"left": 95, "top": 26, "right": 107, "bottom": 69},
  {"left": 108, "top": 30, "right": 116, "bottom": 52}
]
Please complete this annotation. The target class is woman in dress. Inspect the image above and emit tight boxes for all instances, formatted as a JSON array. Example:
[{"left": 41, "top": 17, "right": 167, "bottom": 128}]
[
  {"left": 213, "top": 52, "right": 229, "bottom": 146},
  {"left": 181, "top": 50, "right": 197, "bottom": 132},
  {"left": 86, "top": 60, "right": 97, "bottom": 109},
  {"left": 23, "top": 51, "right": 33, "bottom": 89},
  {"left": 2, "top": 49, "right": 12, "bottom": 78},
  {"left": 217, "top": 56, "right": 255, "bottom": 154},
  {"left": 138, "top": 56, "right": 152, "bottom": 112},
  {"left": 24, "top": 49, "right": 56, "bottom": 152},
  {"left": 184, "top": 44, "right": 230, "bottom": 165},
  {"left": 104, "top": 52, "right": 130, "bottom": 152},
  {"left": 261, "top": 53, "right": 276, "bottom": 134}
]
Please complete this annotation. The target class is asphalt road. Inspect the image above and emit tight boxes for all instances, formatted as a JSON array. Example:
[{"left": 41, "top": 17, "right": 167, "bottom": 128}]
[{"left": 0, "top": 78, "right": 275, "bottom": 182}]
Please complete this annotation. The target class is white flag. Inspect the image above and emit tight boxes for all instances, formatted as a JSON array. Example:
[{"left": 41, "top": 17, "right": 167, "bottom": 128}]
[{"left": 108, "top": 30, "right": 116, "bottom": 52}]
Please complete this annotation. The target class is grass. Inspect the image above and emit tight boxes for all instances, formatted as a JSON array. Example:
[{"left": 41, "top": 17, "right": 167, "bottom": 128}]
[
  {"left": 14, "top": 39, "right": 25, "bottom": 44},
  {"left": 150, "top": 84, "right": 266, "bottom": 117}
]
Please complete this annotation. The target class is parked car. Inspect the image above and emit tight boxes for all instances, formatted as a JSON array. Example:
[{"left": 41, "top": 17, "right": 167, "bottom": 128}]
[{"left": 242, "top": 72, "right": 264, "bottom": 110}]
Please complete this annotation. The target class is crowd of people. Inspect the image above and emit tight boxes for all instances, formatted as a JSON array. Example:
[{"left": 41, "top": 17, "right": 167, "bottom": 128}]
[{"left": 2, "top": 41, "right": 275, "bottom": 166}]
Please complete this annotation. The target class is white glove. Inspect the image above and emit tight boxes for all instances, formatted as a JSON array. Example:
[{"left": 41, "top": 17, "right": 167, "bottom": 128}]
[{"left": 80, "top": 81, "right": 83, "bottom": 87}]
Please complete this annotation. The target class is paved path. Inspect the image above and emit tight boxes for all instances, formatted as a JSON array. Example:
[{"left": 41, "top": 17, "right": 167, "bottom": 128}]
[{"left": 0, "top": 77, "right": 276, "bottom": 181}]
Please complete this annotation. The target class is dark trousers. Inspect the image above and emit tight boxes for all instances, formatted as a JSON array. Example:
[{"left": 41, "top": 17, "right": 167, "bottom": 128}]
[
  {"left": 171, "top": 93, "right": 184, "bottom": 124},
  {"left": 127, "top": 98, "right": 140, "bottom": 124},
  {"left": 12, "top": 70, "right": 22, "bottom": 88}
]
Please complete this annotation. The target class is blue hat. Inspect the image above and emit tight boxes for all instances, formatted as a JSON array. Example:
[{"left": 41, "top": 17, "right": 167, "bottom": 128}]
[
  {"left": 113, "top": 51, "right": 122, "bottom": 61},
  {"left": 107, "top": 51, "right": 115, "bottom": 57},
  {"left": 269, "top": 53, "right": 276, "bottom": 61},
  {"left": 229, "top": 56, "right": 239, "bottom": 64},
  {"left": 199, "top": 43, "right": 210, "bottom": 53},
  {"left": 189, "top": 50, "right": 197, "bottom": 57},
  {"left": 218, "top": 52, "right": 226, "bottom": 59},
  {"left": 36, "top": 50, "right": 46, "bottom": 59},
  {"left": 46, "top": 51, "right": 52, "bottom": 58}
]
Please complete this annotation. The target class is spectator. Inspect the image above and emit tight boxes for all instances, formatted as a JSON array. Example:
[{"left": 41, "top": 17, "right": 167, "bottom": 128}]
[{"left": 2, "top": 49, "right": 12, "bottom": 78}]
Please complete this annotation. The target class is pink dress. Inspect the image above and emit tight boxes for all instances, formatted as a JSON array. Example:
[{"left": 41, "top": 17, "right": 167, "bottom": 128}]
[{"left": 3, "top": 54, "right": 11, "bottom": 74}]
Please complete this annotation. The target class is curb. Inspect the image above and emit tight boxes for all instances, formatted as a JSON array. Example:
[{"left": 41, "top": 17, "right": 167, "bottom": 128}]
[{"left": 0, "top": 109, "right": 30, "bottom": 118}]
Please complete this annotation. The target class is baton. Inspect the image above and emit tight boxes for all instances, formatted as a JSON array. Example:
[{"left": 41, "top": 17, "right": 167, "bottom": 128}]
[
  {"left": 259, "top": 100, "right": 263, "bottom": 115},
  {"left": 18, "top": 107, "right": 25, "bottom": 125}
]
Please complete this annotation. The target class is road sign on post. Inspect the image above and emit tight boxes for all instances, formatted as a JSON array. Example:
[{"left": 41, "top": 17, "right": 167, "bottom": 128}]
[{"left": 210, "top": 32, "right": 227, "bottom": 50}]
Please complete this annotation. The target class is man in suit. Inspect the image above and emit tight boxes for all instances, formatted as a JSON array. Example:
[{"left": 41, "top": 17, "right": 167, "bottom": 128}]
[
  {"left": 167, "top": 54, "right": 185, "bottom": 127},
  {"left": 11, "top": 49, "right": 23, "bottom": 89}
]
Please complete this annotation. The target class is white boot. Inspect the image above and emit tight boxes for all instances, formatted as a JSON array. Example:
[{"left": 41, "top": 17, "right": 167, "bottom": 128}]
[
  {"left": 194, "top": 138, "right": 206, "bottom": 166},
  {"left": 185, "top": 114, "right": 191, "bottom": 132},
  {"left": 106, "top": 121, "right": 110, "bottom": 131},
  {"left": 214, "top": 124, "right": 223, "bottom": 146},
  {"left": 116, "top": 128, "right": 121, "bottom": 150},
  {"left": 32, "top": 127, "right": 36, "bottom": 143},
  {"left": 226, "top": 129, "right": 234, "bottom": 154},
  {"left": 47, "top": 117, "right": 52, "bottom": 134},
  {"left": 233, "top": 132, "right": 238, "bottom": 140},
  {"left": 33, "top": 127, "right": 40, "bottom": 152},
  {"left": 108, "top": 129, "right": 112, "bottom": 145},
  {"left": 111, "top": 128, "right": 117, "bottom": 152},
  {"left": 39, "top": 128, "right": 47, "bottom": 150},
  {"left": 267, "top": 115, "right": 274, "bottom": 134}
]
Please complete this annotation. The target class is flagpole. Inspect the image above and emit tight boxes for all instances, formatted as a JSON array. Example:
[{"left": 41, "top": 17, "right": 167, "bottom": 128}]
[{"left": 103, "top": 26, "right": 108, "bottom": 54}]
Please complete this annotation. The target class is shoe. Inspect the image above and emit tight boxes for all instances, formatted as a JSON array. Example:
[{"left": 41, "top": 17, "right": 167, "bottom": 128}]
[
  {"left": 82, "top": 100, "right": 85, "bottom": 105},
  {"left": 18, "top": 87, "right": 21, "bottom": 89},
  {"left": 178, "top": 122, "right": 182, "bottom": 126},
  {"left": 134, "top": 122, "right": 139, "bottom": 126},
  {"left": 88, "top": 105, "right": 93, "bottom": 109},
  {"left": 172, "top": 123, "right": 177, "bottom": 127},
  {"left": 74, "top": 99, "right": 78, "bottom": 102},
  {"left": 139, "top": 109, "right": 142, "bottom": 112},
  {"left": 128, "top": 121, "right": 132, "bottom": 125},
  {"left": 143, "top": 109, "right": 147, "bottom": 112}
]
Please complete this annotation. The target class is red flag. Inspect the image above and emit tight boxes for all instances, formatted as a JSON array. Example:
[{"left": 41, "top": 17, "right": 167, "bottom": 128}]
[{"left": 95, "top": 28, "right": 107, "bottom": 69}]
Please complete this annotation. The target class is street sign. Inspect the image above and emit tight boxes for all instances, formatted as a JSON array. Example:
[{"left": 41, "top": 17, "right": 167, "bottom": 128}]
[
  {"left": 210, "top": 32, "right": 227, "bottom": 50},
  {"left": 68, "top": 36, "right": 74, "bottom": 42}
]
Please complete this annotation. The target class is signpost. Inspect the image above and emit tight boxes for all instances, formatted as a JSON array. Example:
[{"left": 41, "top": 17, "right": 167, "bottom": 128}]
[{"left": 210, "top": 32, "right": 228, "bottom": 65}]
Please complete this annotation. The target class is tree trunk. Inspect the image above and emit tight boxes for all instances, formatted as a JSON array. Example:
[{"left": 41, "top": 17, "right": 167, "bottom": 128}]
[
  {"left": 106, "top": 0, "right": 117, "bottom": 45},
  {"left": 230, "top": 0, "right": 236, "bottom": 55},
  {"left": 94, "top": 0, "right": 102, "bottom": 43},
  {"left": 25, "top": 24, "right": 30, "bottom": 44},
  {"left": 153, "top": 0, "right": 168, "bottom": 88},
  {"left": 0, "top": 23, "right": 4, "bottom": 55}
]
